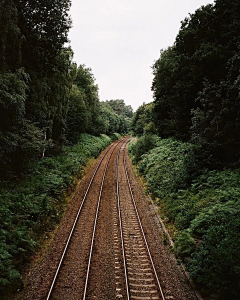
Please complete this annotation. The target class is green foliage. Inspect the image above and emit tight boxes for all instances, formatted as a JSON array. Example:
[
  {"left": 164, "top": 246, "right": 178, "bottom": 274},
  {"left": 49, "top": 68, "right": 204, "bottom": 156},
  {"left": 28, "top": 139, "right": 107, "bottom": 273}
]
[
  {"left": 130, "top": 136, "right": 240, "bottom": 299},
  {"left": 131, "top": 102, "right": 156, "bottom": 136},
  {"left": 99, "top": 101, "right": 130, "bottom": 135},
  {"left": 110, "top": 133, "right": 122, "bottom": 141},
  {"left": 0, "top": 0, "right": 22, "bottom": 71},
  {"left": 66, "top": 84, "right": 88, "bottom": 144},
  {"left": 187, "top": 200, "right": 240, "bottom": 300},
  {"left": 73, "top": 65, "right": 101, "bottom": 136},
  {"left": 146, "top": 4, "right": 240, "bottom": 295},
  {"left": 0, "top": 0, "right": 75, "bottom": 176},
  {"left": 128, "top": 134, "right": 158, "bottom": 163},
  {"left": 16, "top": 0, "right": 73, "bottom": 144},
  {"left": 15, "top": 0, "right": 72, "bottom": 71},
  {"left": 0, "top": 133, "right": 112, "bottom": 296},
  {"left": 174, "top": 230, "right": 196, "bottom": 259},
  {"left": 66, "top": 67, "right": 130, "bottom": 144},
  {"left": 0, "top": 69, "right": 46, "bottom": 176},
  {"left": 0, "top": 1, "right": 129, "bottom": 178},
  {"left": 0, "top": 69, "right": 28, "bottom": 132},
  {"left": 152, "top": 46, "right": 192, "bottom": 139},
  {"left": 131, "top": 137, "right": 199, "bottom": 197},
  {"left": 104, "top": 99, "right": 133, "bottom": 118},
  {"left": 152, "top": 0, "right": 240, "bottom": 164}
]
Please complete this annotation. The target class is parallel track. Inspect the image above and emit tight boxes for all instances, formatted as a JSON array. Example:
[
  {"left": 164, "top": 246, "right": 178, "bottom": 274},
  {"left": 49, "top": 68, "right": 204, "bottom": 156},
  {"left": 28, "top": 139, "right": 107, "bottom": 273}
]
[
  {"left": 82, "top": 138, "right": 125, "bottom": 300},
  {"left": 116, "top": 141, "right": 165, "bottom": 300},
  {"left": 46, "top": 137, "right": 165, "bottom": 299},
  {"left": 46, "top": 139, "right": 124, "bottom": 300}
]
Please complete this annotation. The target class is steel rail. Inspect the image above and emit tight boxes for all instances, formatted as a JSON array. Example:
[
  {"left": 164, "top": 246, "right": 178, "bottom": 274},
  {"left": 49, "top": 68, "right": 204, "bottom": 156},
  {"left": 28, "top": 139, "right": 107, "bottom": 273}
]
[
  {"left": 123, "top": 144, "right": 166, "bottom": 300},
  {"left": 82, "top": 139, "right": 126, "bottom": 300},
  {"left": 116, "top": 141, "right": 130, "bottom": 300},
  {"left": 46, "top": 139, "right": 122, "bottom": 300}
]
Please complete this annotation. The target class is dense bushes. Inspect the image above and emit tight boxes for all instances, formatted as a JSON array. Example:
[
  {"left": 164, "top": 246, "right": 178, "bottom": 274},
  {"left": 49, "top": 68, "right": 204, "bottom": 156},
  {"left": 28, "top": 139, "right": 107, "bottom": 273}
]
[
  {"left": 188, "top": 201, "right": 240, "bottom": 299},
  {"left": 0, "top": 133, "right": 112, "bottom": 297},
  {"left": 129, "top": 135, "right": 240, "bottom": 300},
  {"left": 130, "top": 134, "right": 158, "bottom": 164},
  {"left": 129, "top": 137, "right": 199, "bottom": 196}
]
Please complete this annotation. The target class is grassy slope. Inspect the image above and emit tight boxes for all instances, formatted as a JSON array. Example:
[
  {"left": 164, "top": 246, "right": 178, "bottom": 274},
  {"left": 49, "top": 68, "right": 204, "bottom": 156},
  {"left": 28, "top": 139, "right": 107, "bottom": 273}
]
[
  {"left": 129, "top": 135, "right": 240, "bottom": 300},
  {"left": 0, "top": 133, "right": 121, "bottom": 296}
]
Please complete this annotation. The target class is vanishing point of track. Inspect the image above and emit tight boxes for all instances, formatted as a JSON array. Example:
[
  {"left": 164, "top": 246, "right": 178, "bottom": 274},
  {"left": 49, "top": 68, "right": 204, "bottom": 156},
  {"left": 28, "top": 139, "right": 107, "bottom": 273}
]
[{"left": 46, "top": 137, "right": 165, "bottom": 300}]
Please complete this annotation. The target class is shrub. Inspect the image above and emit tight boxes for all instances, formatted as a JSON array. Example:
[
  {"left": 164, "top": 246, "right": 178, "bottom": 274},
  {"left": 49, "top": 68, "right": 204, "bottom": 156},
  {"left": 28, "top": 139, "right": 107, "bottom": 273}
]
[
  {"left": 0, "top": 133, "right": 113, "bottom": 296},
  {"left": 174, "top": 230, "right": 196, "bottom": 259},
  {"left": 110, "top": 132, "right": 122, "bottom": 141},
  {"left": 129, "top": 134, "right": 158, "bottom": 163},
  {"left": 136, "top": 138, "right": 199, "bottom": 197},
  {"left": 129, "top": 136, "right": 240, "bottom": 299},
  {"left": 187, "top": 201, "right": 240, "bottom": 300}
]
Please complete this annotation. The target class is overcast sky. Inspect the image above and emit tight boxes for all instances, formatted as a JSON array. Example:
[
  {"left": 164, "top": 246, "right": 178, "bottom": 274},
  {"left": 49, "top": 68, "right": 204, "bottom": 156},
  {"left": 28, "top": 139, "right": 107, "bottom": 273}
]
[{"left": 68, "top": 0, "right": 214, "bottom": 111}]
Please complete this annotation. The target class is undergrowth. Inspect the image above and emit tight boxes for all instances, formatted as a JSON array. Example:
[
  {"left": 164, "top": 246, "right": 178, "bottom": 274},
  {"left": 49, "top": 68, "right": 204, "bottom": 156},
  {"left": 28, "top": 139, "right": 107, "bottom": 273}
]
[
  {"left": 0, "top": 133, "right": 115, "bottom": 297},
  {"left": 129, "top": 135, "right": 240, "bottom": 300}
]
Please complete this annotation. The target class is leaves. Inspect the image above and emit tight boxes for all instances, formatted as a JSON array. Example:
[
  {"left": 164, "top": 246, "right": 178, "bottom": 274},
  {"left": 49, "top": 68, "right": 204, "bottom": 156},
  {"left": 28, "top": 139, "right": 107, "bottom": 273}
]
[
  {"left": 131, "top": 102, "right": 156, "bottom": 136},
  {"left": 129, "top": 135, "right": 240, "bottom": 299},
  {"left": 152, "top": 0, "right": 240, "bottom": 164},
  {"left": 0, "top": 133, "right": 113, "bottom": 296}
]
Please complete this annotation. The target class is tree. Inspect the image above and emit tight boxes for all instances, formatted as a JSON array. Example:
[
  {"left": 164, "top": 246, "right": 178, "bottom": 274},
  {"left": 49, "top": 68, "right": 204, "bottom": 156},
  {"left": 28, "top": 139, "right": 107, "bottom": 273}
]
[
  {"left": 131, "top": 102, "right": 156, "bottom": 136},
  {"left": 152, "top": 0, "right": 240, "bottom": 164},
  {"left": 14, "top": 0, "right": 73, "bottom": 150},
  {"left": 74, "top": 65, "right": 102, "bottom": 135},
  {"left": 99, "top": 102, "right": 130, "bottom": 135},
  {"left": 0, "top": 0, "right": 73, "bottom": 175},
  {"left": 66, "top": 84, "right": 88, "bottom": 144},
  {"left": 104, "top": 99, "right": 133, "bottom": 118},
  {"left": 0, "top": 0, "right": 22, "bottom": 72},
  {"left": 0, "top": 69, "right": 46, "bottom": 175}
]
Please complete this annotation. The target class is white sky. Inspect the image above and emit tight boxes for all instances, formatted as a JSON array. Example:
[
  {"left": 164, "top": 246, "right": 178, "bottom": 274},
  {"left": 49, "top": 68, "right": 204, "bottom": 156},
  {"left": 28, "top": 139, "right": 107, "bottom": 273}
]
[{"left": 68, "top": 0, "right": 214, "bottom": 111}]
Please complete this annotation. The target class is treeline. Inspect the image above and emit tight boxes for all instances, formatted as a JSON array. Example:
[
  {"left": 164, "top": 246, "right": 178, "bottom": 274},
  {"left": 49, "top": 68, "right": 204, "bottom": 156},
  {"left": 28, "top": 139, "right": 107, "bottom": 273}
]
[
  {"left": 151, "top": 0, "right": 240, "bottom": 168},
  {"left": 0, "top": 0, "right": 131, "bottom": 179},
  {"left": 130, "top": 1, "right": 240, "bottom": 299},
  {"left": 0, "top": 0, "right": 132, "bottom": 297}
]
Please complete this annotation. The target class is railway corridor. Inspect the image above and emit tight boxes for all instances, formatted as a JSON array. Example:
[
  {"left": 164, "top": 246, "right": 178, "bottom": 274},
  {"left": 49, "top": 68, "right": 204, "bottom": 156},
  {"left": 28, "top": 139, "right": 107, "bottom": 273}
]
[{"left": 21, "top": 138, "right": 199, "bottom": 300}]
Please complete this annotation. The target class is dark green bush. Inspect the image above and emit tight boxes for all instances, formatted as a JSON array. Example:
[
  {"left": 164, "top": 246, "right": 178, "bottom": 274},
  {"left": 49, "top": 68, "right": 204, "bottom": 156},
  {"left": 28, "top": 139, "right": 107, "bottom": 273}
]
[
  {"left": 0, "top": 133, "right": 112, "bottom": 296},
  {"left": 128, "top": 134, "right": 158, "bottom": 163},
  {"left": 110, "top": 132, "right": 122, "bottom": 141},
  {"left": 174, "top": 230, "right": 196, "bottom": 259},
  {"left": 187, "top": 200, "right": 240, "bottom": 300},
  {"left": 136, "top": 137, "right": 199, "bottom": 197},
  {"left": 129, "top": 137, "right": 240, "bottom": 299}
]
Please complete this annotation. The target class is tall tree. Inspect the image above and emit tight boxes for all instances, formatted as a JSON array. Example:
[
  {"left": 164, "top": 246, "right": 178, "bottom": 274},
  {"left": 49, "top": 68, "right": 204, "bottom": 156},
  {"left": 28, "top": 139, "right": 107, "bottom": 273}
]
[
  {"left": 0, "top": 0, "right": 73, "bottom": 175},
  {"left": 152, "top": 0, "right": 240, "bottom": 164},
  {"left": 14, "top": 0, "right": 73, "bottom": 144},
  {"left": 0, "top": 0, "right": 22, "bottom": 72},
  {"left": 131, "top": 103, "right": 156, "bottom": 136},
  {"left": 74, "top": 65, "right": 102, "bottom": 135},
  {"left": 105, "top": 99, "right": 133, "bottom": 118},
  {"left": 66, "top": 83, "right": 88, "bottom": 144}
]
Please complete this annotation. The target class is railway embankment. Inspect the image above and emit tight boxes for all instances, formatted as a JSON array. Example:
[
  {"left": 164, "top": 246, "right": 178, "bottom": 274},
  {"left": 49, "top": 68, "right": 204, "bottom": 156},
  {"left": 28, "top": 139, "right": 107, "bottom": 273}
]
[
  {"left": 128, "top": 134, "right": 240, "bottom": 300},
  {"left": 0, "top": 133, "right": 120, "bottom": 299},
  {"left": 16, "top": 137, "right": 197, "bottom": 299}
]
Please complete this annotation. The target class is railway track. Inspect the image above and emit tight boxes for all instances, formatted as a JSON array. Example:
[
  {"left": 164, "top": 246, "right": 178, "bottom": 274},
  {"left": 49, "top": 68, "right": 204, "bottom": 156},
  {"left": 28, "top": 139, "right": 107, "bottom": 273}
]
[
  {"left": 115, "top": 141, "right": 165, "bottom": 300},
  {"left": 46, "top": 138, "right": 124, "bottom": 299},
  {"left": 45, "top": 137, "right": 165, "bottom": 299}
]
